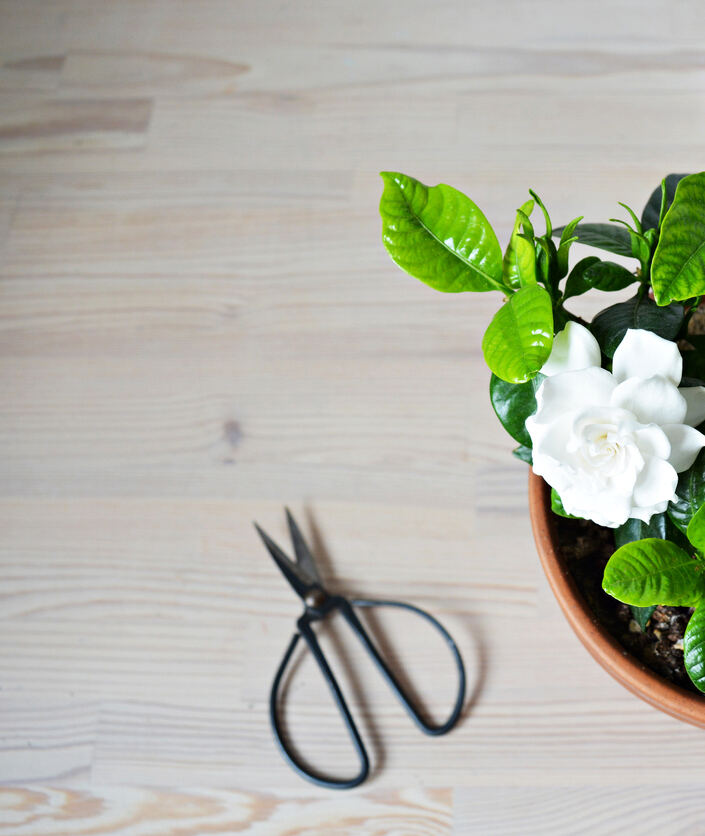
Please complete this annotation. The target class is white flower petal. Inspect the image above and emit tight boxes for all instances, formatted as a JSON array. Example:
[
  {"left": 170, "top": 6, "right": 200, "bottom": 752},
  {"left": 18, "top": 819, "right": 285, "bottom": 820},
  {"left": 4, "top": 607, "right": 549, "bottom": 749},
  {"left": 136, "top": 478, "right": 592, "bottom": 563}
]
[
  {"left": 633, "top": 425, "right": 671, "bottom": 460},
  {"left": 629, "top": 500, "right": 670, "bottom": 524},
  {"left": 532, "top": 367, "right": 616, "bottom": 426},
  {"left": 661, "top": 423, "right": 705, "bottom": 472},
  {"left": 632, "top": 458, "right": 678, "bottom": 508},
  {"left": 610, "top": 376, "right": 687, "bottom": 426},
  {"left": 563, "top": 488, "right": 631, "bottom": 528},
  {"left": 541, "top": 321, "right": 602, "bottom": 377},
  {"left": 681, "top": 385, "right": 705, "bottom": 427},
  {"left": 612, "top": 329, "right": 682, "bottom": 386}
]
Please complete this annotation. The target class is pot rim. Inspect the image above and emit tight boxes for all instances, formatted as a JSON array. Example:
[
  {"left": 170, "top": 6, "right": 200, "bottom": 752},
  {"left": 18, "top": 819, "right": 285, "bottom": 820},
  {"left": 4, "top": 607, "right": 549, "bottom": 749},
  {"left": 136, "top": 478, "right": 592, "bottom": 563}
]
[{"left": 528, "top": 469, "right": 705, "bottom": 728}]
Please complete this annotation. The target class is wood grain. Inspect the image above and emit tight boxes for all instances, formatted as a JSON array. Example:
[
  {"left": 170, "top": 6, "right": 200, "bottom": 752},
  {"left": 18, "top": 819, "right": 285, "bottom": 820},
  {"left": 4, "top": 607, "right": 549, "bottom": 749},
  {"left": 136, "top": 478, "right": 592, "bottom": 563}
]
[{"left": 2, "top": 0, "right": 705, "bottom": 831}]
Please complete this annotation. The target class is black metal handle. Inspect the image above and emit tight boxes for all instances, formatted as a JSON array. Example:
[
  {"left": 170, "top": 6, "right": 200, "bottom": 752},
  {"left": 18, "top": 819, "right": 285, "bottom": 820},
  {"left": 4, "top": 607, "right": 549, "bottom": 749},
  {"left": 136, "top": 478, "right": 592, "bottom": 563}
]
[
  {"left": 269, "top": 595, "right": 465, "bottom": 789},
  {"left": 345, "top": 597, "right": 466, "bottom": 735},
  {"left": 269, "top": 620, "right": 370, "bottom": 790}
]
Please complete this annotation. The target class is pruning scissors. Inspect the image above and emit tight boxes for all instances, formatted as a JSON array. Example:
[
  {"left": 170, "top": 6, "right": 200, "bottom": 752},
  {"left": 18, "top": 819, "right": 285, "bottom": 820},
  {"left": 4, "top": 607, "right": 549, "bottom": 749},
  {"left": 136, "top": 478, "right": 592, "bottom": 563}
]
[{"left": 255, "top": 509, "right": 466, "bottom": 789}]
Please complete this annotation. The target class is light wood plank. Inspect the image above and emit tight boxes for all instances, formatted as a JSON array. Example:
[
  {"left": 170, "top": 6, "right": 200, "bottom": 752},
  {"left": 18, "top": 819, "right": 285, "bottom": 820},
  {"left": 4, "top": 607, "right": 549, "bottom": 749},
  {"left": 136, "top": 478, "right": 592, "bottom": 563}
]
[{"left": 2, "top": 0, "right": 705, "bottom": 831}]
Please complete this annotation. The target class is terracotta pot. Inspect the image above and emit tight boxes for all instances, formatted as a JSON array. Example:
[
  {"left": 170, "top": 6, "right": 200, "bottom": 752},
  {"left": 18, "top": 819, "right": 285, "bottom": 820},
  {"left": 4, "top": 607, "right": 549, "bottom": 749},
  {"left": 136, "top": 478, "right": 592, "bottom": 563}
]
[{"left": 528, "top": 469, "right": 705, "bottom": 728}]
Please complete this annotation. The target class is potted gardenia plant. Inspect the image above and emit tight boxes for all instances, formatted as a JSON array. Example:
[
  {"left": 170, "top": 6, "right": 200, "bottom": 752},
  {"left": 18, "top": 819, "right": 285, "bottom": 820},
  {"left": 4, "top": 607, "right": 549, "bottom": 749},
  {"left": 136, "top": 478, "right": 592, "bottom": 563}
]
[{"left": 379, "top": 171, "right": 705, "bottom": 724}]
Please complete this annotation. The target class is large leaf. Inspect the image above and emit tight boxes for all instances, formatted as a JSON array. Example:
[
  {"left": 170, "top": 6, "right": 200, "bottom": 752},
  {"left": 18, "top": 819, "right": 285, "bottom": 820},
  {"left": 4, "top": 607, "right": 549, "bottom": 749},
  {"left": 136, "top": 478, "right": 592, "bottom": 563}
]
[
  {"left": 668, "top": 450, "right": 705, "bottom": 534},
  {"left": 602, "top": 538, "right": 704, "bottom": 606},
  {"left": 641, "top": 173, "right": 689, "bottom": 231},
  {"left": 590, "top": 294, "right": 684, "bottom": 358},
  {"left": 685, "top": 602, "right": 705, "bottom": 692},
  {"left": 502, "top": 200, "right": 536, "bottom": 289},
  {"left": 481, "top": 285, "right": 553, "bottom": 383},
  {"left": 651, "top": 172, "right": 705, "bottom": 305},
  {"left": 553, "top": 222, "right": 633, "bottom": 258},
  {"left": 687, "top": 503, "right": 705, "bottom": 552},
  {"left": 489, "top": 373, "right": 538, "bottom": 446},
  {"left": 379, "top": 172, "right": 504, "bottom": 293}
]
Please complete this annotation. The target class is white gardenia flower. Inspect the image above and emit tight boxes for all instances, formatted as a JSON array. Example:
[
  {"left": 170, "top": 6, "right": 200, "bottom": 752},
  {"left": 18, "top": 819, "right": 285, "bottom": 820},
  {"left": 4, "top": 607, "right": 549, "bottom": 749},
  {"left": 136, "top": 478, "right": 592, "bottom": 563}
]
[{"left": 527, "top": 322, "right": 705, "bottom": 528}]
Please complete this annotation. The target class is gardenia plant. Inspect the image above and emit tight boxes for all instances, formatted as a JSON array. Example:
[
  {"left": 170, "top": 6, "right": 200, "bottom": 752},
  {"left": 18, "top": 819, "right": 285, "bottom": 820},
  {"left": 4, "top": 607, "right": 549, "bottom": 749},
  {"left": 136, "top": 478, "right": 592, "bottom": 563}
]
[{"left": 379, "top": 171, "right": 705, "bottom": 693}]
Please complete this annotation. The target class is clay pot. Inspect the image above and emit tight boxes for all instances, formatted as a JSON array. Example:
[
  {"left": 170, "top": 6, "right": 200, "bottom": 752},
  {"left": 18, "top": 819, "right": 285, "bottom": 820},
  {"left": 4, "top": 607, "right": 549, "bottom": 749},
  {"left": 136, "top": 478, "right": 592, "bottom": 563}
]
[{"left": 528, "top": 469, "right": 705, "bottom": 728}]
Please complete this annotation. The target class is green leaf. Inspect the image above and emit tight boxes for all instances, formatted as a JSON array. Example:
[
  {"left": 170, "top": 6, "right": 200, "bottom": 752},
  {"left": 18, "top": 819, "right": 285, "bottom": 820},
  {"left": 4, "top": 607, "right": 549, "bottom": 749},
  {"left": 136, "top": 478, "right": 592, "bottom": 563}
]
[
  {"left": 602, "top": 538, "right": 704, "bottom": 607},
  {"left": 481, "top": 285, "right": 553, "bottom": 383},
  {"left": 503, "top": 200, "right": 537, "bottom": 289},
  {"left": 617, "top": 202, "right": 643, "bottom": 235},
  {"left": 669, "top": 450, "right": 705, "bottom": 534},
  {"left": 614, "top": 513, "right": 668, "bottom": 549},
  {"left": 687, "top": 503, "right": 705, "bottom": 552},
  {"left": 590, "top": 294, "right": 684, "bottom": 358},
  {"left": 379, "top": 172, "right": 504, "bottom": 293},
  {"left": 630, "top": 605, "right": 656, "bottom": 632},
  {"left": 685, "top": 602, "right": 705, "bottom": 692},
  {"left": 553, "top": 222, "right": 633, "bottom": 258},
  {"left": 583, "top": 261, "right": 638, "bottom": 292},
  {"left": 512, "top": 444, "right": 532, "bottom": 464},
  {"left": 529, "top": 189, "right": 552, "bottom": 237},
  {"left": 562, "top": 256, "right": 601, "bottom": 300},
  {"left": 641, "top": 173, "right": 689, "bottom": 231},
  {"left": 651, "top": 172, "right": 705, "bottom": 305},
  {"left": 564, "top": 259, "right": 636, "bottom": 300},
  {"left": 550, "top": 488, "right": 579, "bottom": 518},
  {"left": 489, "top": 373, "right": 538, "bottom": 446},
  {"left": 556, "top": 215, "right": 583, "bottom": 278}
]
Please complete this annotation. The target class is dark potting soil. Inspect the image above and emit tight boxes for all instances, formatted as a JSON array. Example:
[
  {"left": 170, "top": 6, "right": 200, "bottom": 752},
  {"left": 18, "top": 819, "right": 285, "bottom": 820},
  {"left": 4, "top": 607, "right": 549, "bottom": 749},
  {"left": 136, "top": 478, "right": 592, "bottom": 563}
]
[{"left": 554, "top": 515, "right": 697, "bottom": 693}]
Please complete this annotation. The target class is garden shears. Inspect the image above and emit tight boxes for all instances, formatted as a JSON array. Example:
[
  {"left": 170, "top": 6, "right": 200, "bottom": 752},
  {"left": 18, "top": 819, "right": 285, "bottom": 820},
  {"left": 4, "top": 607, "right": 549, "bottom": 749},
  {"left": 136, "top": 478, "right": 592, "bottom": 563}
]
[{"left": 255, "top": 508, "right": 466, "bottom": 789}]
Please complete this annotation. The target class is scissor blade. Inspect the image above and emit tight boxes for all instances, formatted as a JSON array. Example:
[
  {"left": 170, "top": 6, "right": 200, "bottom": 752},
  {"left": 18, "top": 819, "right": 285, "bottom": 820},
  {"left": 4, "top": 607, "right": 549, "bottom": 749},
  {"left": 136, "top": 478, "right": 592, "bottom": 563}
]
[
  {"left": 254, "top": 522, "right": 314, "bottom": 600},
  {"left": 285, "top": 508, "right": 322, "bottom": 586}
]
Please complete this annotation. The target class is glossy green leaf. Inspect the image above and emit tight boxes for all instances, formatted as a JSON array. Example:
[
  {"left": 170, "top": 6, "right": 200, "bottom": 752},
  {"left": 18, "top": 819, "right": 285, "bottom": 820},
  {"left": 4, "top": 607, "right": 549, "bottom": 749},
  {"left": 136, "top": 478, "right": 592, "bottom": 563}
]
[
  {"left": 617, "top": 202, "right": 643, "bottom": 234},
  {"left": 583, "top": 261, "right": 638, "bottom": 292},
  {"left": 687, "top": 503, "right": 705, "bottom": 552},
  {"left": 489, "top": 373, "right": 538, "bottom": 446},
  {"left": 564, "top": 258, "right": 636, "bottom": 299},
  {"left": 641, "top": 173, "right": 689, "bottom": 231},
  {"left": 556, "top": 215, "right": 583, "bottom": 278},
  {"left": 630, "top": 605, "right": 656, "bottom": 632},
  {"left": 379, "top": 172, "right": 504, "bottom": 293},
  {"left": 481, "top": 285, "right": 553, "bottom": 383},
  {"left": 550, "top": 488, "right": 579, "bottom": 519},
  {"left": 602, "top": 538, "right": 704, "bottom": 607},
  {"left": 512, "top": 444, "right": 532, "bottom": 464},
  {"left": 614, "top": 513, "right": 668, "bottom": 549},
  {"left": 553, "top": 222, "right": 633, "bottom": 258},
  {"left": 536, "top": 236, "right": 560, "bottom": 298},
  {"left": 590, "top": 294, "right": 684, "bottom": 358},
  {"left": 651, "top": 172, "right": 705, "bottom": 305},
  {"left": 685, "top": 603, "right": 705, "bottom": 692},
  {"left": 529, "top": 189, "right": 552, "bottom": 237},
  {"left": 562, "top": 256, "right": 601, "bottom": 300},
  {"left": 669, "top": 450, "right": 705, "bottom": 534},
  {"left": 503, "top": 200, "right": 536, "bottom": 289}
]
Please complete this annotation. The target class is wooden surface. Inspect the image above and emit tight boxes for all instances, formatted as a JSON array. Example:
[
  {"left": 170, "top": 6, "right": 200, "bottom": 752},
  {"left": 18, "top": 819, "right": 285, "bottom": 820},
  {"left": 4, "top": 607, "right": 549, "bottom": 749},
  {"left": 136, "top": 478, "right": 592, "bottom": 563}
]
[{"left": 2, "top": 1, "right": 705, "bottom": 833}]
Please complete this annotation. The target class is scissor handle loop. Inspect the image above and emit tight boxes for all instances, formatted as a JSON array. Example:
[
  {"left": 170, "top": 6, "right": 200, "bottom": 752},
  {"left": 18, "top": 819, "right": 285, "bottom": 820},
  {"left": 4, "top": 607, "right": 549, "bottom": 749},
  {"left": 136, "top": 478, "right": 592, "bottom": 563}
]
[
  {"left": 269, "top": 595, "right": 465, "bottom": 789},
  {"left": 347, "top": 597, "right": 466, "bottom": 735},
  {"left": 269, "top": 622, "right": 370, "bottom": 789}
]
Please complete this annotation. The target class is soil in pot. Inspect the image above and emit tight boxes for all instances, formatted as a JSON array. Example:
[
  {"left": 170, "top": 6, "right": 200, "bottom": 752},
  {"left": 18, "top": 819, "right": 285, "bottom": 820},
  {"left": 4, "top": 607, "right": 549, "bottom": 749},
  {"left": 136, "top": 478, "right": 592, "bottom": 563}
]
[{"left": 554, "top": 514, "right": 696, "bottom": 693}]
